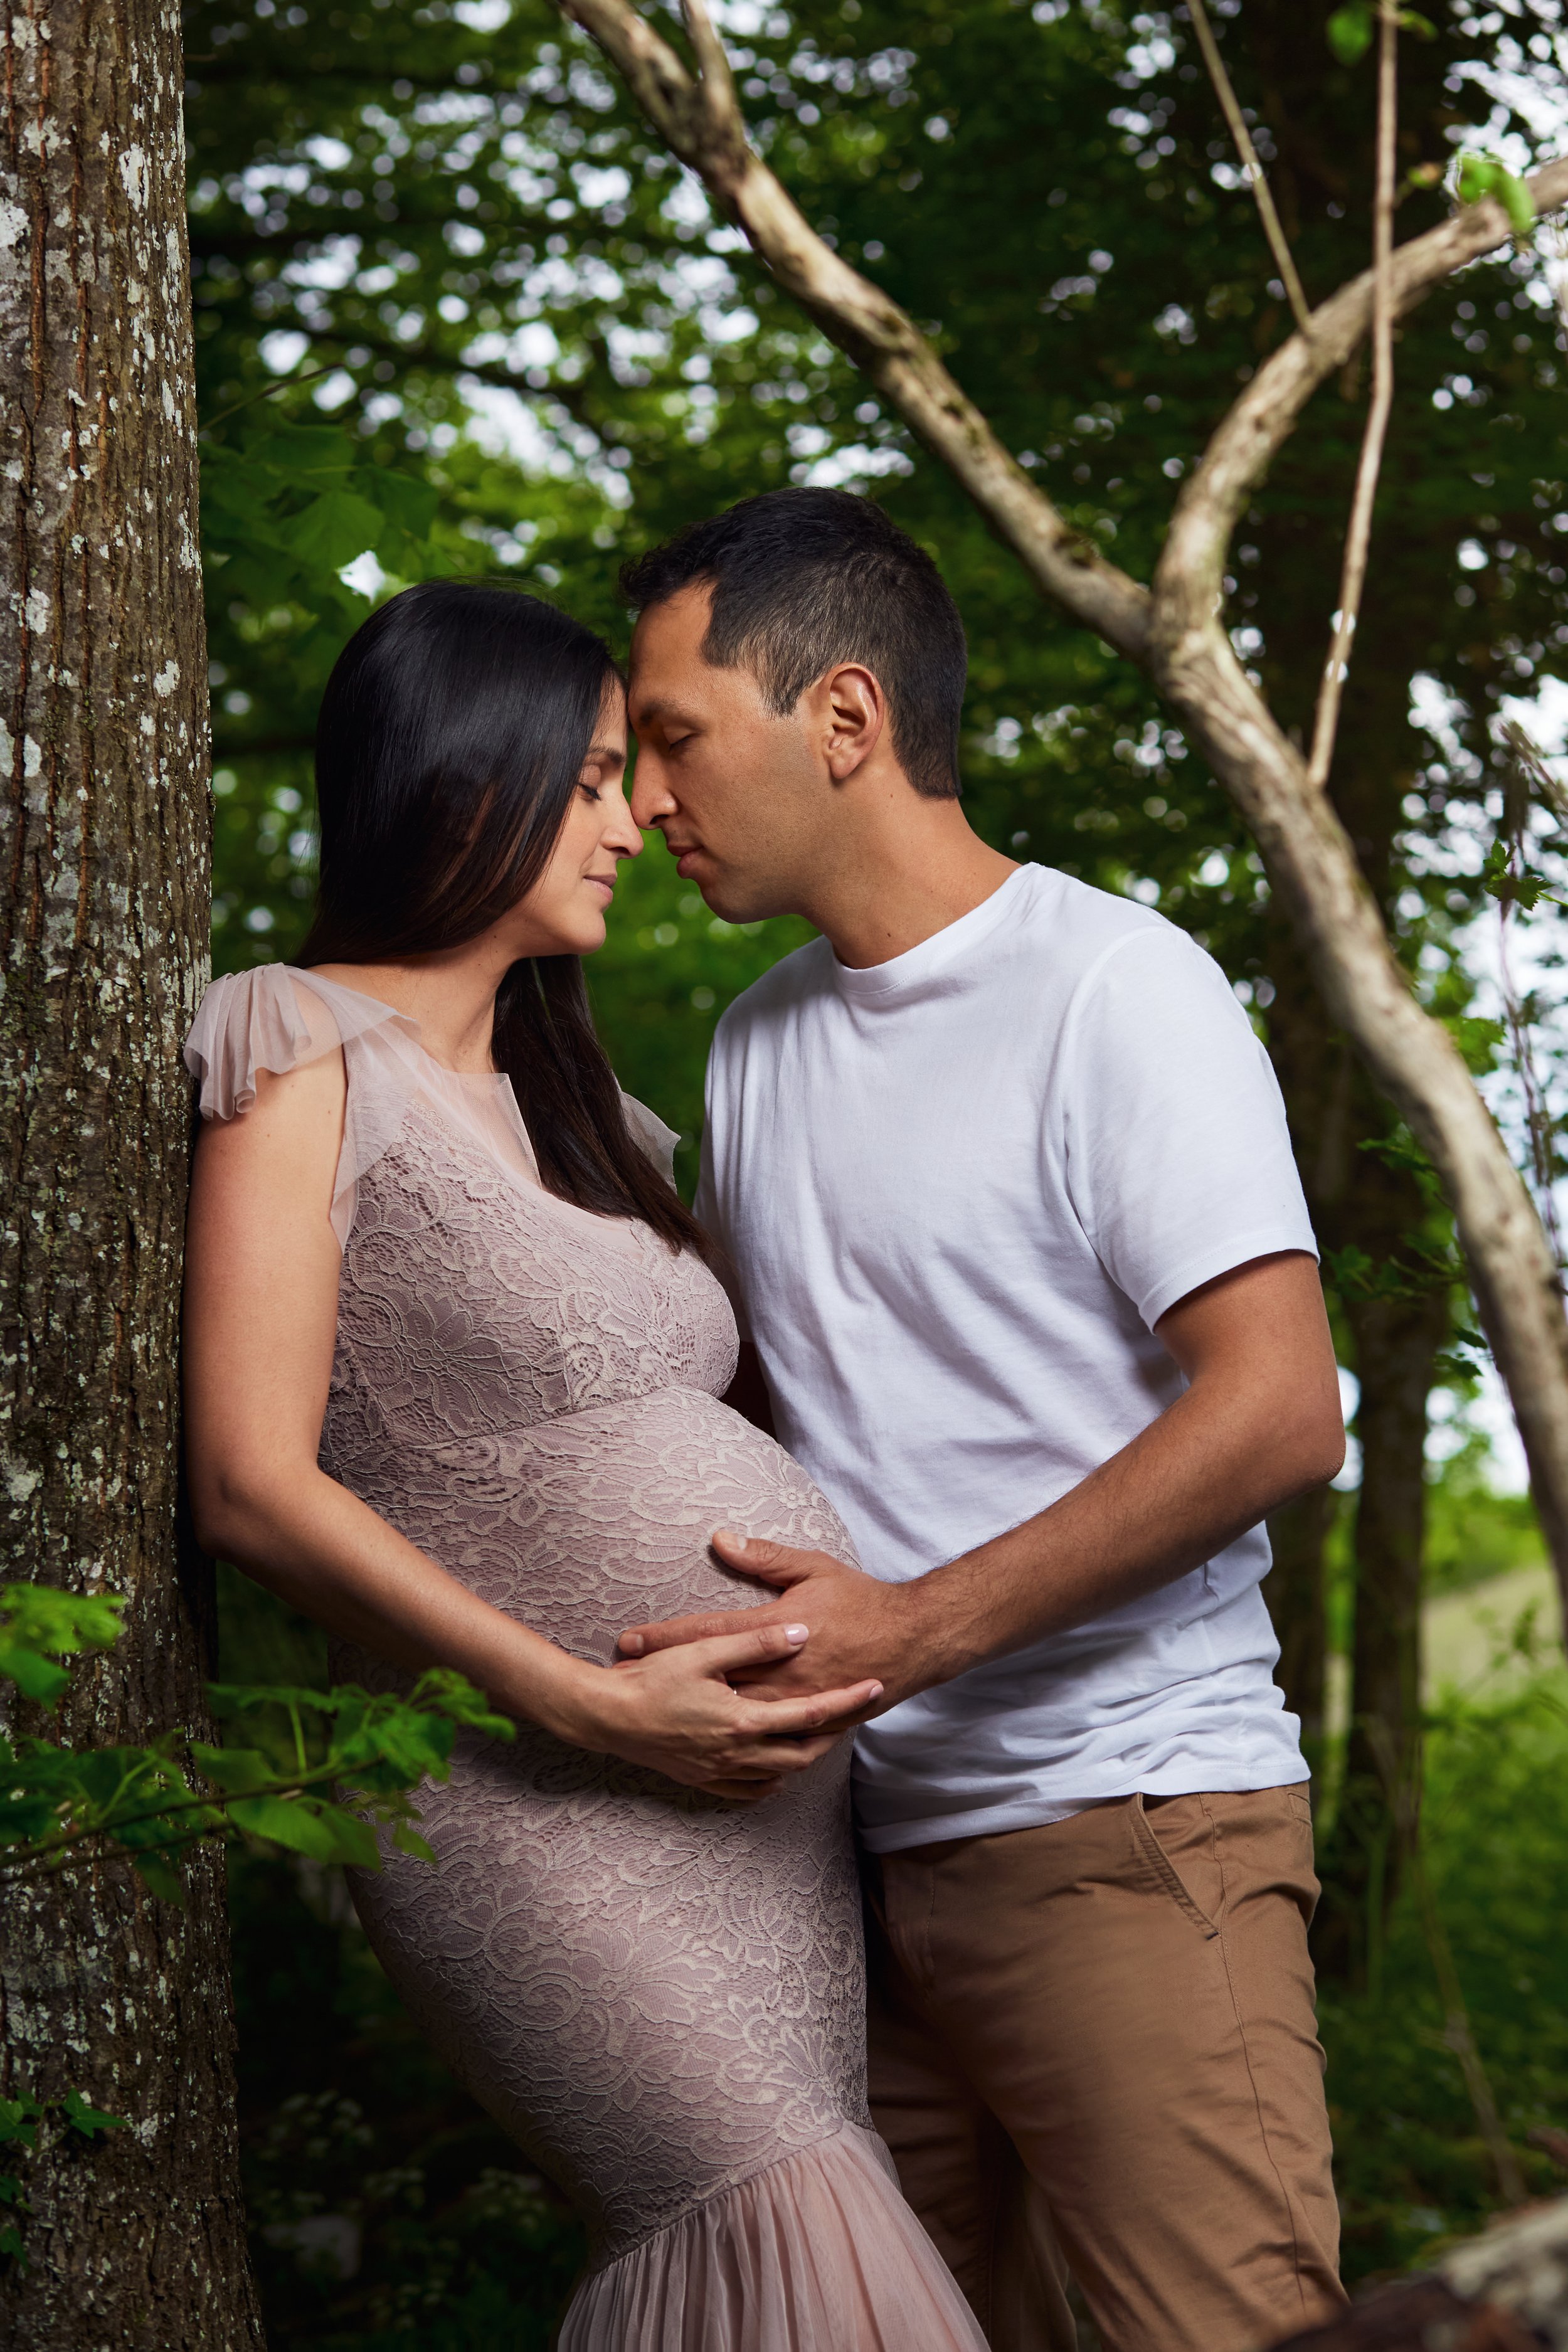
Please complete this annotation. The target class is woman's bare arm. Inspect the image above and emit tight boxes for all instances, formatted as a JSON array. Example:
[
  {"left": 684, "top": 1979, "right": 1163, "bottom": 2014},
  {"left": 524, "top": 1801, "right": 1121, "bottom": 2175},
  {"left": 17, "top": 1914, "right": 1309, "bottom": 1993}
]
[{"left": 182, "top": 1052, "right": 879, "bottom": 1798}]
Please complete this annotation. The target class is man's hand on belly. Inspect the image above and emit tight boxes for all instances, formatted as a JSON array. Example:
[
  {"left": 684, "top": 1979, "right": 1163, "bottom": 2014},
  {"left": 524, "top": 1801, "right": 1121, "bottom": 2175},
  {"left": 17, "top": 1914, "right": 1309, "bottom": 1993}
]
[
  {"left": 621, "top": 1254, "right": 1348, "bottom": 1701},
  {"left": 615, "top": 1531, "right": 937, "bottom": 1711}
]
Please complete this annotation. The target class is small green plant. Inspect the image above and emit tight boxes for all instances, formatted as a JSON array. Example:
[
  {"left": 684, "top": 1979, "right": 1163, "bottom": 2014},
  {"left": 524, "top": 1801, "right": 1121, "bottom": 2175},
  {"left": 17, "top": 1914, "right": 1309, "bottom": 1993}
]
[
  {"left": 0, "top": 1577, "right": 514, "bottom": 2270},
  {"left": 0, "top": 2089, "right": 125, "bottom": 2267},
  {"left": 0, "top": 1581, "right": 512, "bottom": 1903}
]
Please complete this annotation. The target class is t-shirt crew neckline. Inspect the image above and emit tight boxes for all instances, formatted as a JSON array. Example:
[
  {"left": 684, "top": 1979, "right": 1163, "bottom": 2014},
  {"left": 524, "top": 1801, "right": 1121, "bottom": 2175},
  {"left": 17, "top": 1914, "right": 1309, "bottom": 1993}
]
[{"left": 829, "top": 865, "right": 1031, "bottom": 1002}]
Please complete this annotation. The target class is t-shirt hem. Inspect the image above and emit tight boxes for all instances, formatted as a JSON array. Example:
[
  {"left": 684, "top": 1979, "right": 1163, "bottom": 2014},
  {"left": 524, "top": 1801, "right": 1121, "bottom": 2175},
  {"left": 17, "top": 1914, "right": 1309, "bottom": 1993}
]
[
  {"left": 1137, "top": 1222, "right": 1319, "bottom": 1331},
  {"left": 856, "top": 1761, "right": 1311, "bottom": 1853}
]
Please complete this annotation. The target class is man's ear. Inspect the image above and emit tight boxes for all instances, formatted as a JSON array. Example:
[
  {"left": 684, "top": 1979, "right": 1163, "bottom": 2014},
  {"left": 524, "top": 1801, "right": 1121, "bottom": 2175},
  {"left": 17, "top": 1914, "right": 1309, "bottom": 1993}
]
[{"left": 816, "top": 664, "right": 885, "bottom": 783}]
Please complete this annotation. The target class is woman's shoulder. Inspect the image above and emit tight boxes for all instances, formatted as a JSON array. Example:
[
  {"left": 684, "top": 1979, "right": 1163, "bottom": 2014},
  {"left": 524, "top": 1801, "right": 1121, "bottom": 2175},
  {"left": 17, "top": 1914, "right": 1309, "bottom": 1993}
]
[{"left": 184, "top": 963, "right": 405, "bottom": 1122}]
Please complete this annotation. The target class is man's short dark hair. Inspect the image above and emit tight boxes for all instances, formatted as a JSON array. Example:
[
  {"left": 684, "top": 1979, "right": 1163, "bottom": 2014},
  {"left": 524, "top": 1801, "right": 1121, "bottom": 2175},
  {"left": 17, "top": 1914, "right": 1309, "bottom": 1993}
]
[{"left": 619, "top": 487, "right": 967, "bottom": 798}]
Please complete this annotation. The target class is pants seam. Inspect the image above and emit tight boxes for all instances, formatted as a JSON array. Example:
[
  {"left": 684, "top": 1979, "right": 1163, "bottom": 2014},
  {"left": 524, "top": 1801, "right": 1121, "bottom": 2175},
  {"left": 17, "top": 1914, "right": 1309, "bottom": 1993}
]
[{"left": 1202, "top": 1793, "right": 1313, "bottom": 2324}]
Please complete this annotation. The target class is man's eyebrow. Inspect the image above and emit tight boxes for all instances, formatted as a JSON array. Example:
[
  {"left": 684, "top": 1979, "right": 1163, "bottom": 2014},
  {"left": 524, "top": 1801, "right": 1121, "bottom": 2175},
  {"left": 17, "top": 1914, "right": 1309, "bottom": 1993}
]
[{"left": 628, "top": 697, "right": 702, "bottom": 728}]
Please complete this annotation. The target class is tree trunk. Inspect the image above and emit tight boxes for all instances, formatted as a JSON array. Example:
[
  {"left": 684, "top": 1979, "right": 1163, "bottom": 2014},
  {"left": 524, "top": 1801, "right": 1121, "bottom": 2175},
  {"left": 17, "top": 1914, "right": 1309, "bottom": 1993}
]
[
  {"left": 1314, "top": 1283, "right": 1449, "bottom": 1979},
  {"left": 0, "top": 0, "right": 261, "bottom": 2341}
]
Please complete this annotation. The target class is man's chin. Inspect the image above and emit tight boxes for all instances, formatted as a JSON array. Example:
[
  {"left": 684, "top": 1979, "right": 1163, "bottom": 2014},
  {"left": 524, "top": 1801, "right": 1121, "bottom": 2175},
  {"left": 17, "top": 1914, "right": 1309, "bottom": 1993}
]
[{"left": 681, "top": 861, "right": 773, "bottom": 926}]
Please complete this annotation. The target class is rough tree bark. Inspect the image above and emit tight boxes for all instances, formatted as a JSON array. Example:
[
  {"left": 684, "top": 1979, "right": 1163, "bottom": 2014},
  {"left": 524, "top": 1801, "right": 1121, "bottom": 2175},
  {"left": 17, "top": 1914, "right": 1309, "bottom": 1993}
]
[
  {"left": 0, "top": 0, "right": 262, "bottom": 2341},
  {"left": 558, "top": 0, "right": 1568, "bottom": 1639}
]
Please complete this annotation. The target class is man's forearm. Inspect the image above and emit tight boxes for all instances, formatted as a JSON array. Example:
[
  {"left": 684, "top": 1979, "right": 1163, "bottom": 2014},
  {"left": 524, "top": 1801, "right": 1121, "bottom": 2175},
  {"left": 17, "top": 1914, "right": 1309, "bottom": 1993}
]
[
  {"left": 901, "top": 1372, "right": 1339, "bottom": 1695},
  {"left": 625, "top": 1254, "right": 1345, "bottom": 1705}
]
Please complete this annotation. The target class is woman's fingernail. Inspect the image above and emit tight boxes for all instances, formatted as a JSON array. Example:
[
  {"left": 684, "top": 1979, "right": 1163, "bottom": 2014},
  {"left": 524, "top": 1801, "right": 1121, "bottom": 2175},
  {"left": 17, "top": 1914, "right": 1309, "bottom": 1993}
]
[
  {"left": 622, "top": 1635, "right": 644, "bottom": 1656},
  {"left": 720, "top": 1529, "right": 747, "bottom": 1552},
  {"left": 785, "top": 1623, "right": 810, "bottom": 1644},
  {"left": 866, "top": 1683, "right": 884, "bottom": 1700}
]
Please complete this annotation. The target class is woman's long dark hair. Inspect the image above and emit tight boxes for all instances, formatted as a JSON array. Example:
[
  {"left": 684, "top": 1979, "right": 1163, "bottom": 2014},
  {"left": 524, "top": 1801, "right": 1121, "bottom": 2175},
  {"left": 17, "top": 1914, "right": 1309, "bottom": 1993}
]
[{"left": 300, "top": 578, "right": 709, "bottom": 1258}]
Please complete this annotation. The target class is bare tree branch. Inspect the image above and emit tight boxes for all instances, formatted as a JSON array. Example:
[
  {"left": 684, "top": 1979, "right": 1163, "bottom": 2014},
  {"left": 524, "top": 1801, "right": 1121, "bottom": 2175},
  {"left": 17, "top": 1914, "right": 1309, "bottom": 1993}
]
[
  {"left": 560, "top": 0, "right": 1151, "bottom": 660},
  {"left": 1306, "top": 0, "right": 1399, "bottom": 790},
  {"left": 558, "top": 0, "right": 1568, "bottom": 1621},
  {"left": 1184, "top": 0, "right": 1315, "bottom": 337}
]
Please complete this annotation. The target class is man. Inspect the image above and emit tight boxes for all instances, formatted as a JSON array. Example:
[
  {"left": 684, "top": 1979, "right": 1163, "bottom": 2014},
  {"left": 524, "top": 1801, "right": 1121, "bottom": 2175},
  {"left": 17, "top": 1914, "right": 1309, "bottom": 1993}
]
[{"left": 617, "top": 486, "right": 1350, "bottom": 2352}]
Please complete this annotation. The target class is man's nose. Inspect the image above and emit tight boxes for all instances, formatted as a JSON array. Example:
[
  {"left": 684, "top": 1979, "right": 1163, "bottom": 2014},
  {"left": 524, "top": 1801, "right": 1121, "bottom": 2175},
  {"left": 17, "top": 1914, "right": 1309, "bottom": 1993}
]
[{"left": 629, "top": 758, "right": 675, "bottom": 829}]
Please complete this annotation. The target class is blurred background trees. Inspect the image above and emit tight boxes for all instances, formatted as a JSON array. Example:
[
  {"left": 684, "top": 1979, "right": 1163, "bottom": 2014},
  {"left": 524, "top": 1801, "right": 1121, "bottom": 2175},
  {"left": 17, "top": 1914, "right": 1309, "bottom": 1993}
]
[{"left": 176, "top": 0, "right": 1568, "bottom": 2335}]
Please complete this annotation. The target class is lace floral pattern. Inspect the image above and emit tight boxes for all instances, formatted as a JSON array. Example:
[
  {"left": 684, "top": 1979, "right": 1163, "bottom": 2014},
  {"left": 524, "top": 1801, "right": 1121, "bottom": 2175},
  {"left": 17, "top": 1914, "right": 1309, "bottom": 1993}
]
[
  {"left": 189, "top": 968, "right": 989, "bottom": 2344},
  {"left": 321, "top": 1104, "right": 874, "bottom": 2262}
]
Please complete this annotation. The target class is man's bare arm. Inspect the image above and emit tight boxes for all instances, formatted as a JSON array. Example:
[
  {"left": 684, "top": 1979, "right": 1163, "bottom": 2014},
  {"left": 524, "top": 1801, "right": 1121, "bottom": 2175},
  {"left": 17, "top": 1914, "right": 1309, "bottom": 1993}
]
[{"left": 620, "top": 1251, "right": 1344, "bottom": 1708}]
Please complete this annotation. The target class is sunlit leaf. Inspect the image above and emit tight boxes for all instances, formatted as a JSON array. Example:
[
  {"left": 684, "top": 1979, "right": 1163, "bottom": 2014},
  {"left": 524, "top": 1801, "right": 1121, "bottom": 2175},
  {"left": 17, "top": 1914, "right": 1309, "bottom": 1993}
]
[{"left": 1327, "top": 3, "right": 1374, "bottom": 63}]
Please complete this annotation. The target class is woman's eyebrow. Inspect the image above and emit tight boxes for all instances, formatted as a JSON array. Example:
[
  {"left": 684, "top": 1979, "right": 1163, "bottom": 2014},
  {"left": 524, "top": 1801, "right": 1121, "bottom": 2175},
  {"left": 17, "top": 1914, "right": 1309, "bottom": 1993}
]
[{"left": 585, "top": 741, "right": 627, "bottom": 766}]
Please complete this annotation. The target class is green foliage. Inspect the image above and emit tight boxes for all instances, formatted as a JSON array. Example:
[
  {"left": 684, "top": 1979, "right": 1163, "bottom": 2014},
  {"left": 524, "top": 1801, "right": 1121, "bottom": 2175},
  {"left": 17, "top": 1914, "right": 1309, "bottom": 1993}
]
[
  {"left": 0, "top": 1582, "right": 512, "bottom": 1902},
  {"left": 1481, "top": 835, "right": 1563, "bottom": 913},
  {"left": 183, "top": 0, "right": 1568, "bottom": 1179},
  {"left": 1323, "top": 1673, "right": 1568, "bottom": 2275},
  {"left": 1326, "top": 5, "right": 1435, "bottom": 67},
  {"left": 1423, "top": 1436, "right": 1549, "bottom": 1599},
  {"left": 0, "top": 1581, "right": 126, "bottom": 1705},
  {"left": 1457, "top": 152, "right": 1538, "bottom": 243}
]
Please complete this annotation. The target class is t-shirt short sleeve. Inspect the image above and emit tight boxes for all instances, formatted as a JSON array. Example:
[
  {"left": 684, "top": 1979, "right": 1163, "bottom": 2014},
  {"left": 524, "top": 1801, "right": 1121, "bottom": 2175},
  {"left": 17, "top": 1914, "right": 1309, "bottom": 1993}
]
[{"left": 1062, "top": 926, "right": 1317, "bottom": 1330}]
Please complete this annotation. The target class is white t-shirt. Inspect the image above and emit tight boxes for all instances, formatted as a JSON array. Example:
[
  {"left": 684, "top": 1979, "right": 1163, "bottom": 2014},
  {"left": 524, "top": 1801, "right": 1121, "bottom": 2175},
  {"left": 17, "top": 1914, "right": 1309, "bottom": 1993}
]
[{"left": 695, "top": 863, "right": 1317, "bottom": 1853}]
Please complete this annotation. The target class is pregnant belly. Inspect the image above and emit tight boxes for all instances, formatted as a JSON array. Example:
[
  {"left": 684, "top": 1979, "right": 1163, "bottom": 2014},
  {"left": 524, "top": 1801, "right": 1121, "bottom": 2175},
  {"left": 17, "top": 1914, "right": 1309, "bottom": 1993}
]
[{"left": 344, "top": 1384, "right": 859, "bottom": 1661}]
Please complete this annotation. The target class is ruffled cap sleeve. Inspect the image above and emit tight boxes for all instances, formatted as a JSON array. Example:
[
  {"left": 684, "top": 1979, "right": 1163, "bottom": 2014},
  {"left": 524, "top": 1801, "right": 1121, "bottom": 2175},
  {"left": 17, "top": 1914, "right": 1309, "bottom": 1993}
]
[{"left": 184, "top": 966, "right": 396, "bottom": 1120}]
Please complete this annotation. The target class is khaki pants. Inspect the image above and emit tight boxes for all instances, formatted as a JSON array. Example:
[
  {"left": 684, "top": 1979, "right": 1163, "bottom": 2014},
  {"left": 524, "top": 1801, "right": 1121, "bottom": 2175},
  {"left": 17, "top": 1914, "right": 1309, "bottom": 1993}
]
[{"left": 864, "top": 1788, "right": 1348, "bottom": 2352}]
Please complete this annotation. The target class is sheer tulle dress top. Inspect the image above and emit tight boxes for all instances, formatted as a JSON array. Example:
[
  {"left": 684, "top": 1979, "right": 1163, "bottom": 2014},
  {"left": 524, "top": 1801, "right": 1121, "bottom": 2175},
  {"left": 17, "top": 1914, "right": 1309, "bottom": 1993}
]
[{"left": 184, "top": 966, "right": 987, "bottom": 2352}]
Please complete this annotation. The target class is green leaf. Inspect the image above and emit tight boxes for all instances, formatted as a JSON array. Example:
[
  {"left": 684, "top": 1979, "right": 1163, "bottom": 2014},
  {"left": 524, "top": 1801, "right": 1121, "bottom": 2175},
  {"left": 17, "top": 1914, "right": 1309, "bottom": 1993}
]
[
  {"left": 391, "top": 1821, "right": 436, "bottom": 1863},
  {"left": 60, "top": 2090, "right": 126, "bottom": 2140},
  {"left": 284, "top": 490, "right": 389, "bottom": 571},
  {"left": 0, "top": 2099, "right": 43, "bottom": 2150},
  {"left": 227, "top": 1794, "right": 379, "bottom": 1867},
  {"left": 1327, "top": 3, "right": 1374, "bottom": 63},
  {"left": 241, "top": 426, "right": 359, "bottom": 485},
  {"left": 0, "top": 1586, "right": 126, "bottom": 1709},
  {"left": 0, "top": 2220, "right": 26, "bottom": 2264},
  {"left": 1396, "top": 8, "right": 1436, "bottom": 33},
  {"left": 188, "top": 1743, "right": 278, "bottom": 1796},
  {"left": 0, "top": 1647, "right": 71, "bottom": 1705},
  {"left": 1456, "top": 152, "right": 1536, "bottom": 241}
]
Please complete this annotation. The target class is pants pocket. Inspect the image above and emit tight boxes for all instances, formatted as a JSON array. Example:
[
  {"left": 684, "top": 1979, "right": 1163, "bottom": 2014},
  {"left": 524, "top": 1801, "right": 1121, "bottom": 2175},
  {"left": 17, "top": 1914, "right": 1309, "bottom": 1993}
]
[{"left": 1128, "top": 1794, "right": 1221, "bottom": 1937}]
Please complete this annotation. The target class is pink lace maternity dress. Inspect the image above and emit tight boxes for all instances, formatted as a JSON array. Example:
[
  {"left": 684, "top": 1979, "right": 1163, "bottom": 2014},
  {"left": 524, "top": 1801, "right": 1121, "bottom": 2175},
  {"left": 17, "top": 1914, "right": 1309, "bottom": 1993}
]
[{"left": 186, "top": 965, "right": 985, "bottom": 2352}]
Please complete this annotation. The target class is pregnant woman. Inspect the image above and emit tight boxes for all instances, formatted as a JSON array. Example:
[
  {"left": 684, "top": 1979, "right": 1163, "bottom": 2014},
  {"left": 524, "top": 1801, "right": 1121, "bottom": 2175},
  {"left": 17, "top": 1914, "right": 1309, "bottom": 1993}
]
[{"left": 182, "top": 580, "right": 985, "bottom": 2350}]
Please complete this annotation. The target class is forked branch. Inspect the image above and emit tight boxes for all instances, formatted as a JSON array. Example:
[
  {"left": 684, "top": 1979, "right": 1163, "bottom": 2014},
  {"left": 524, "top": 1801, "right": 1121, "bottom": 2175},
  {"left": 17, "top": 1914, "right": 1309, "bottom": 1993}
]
[{"left": 560, "top": 0, "right": 1568, "bottom": 1621}]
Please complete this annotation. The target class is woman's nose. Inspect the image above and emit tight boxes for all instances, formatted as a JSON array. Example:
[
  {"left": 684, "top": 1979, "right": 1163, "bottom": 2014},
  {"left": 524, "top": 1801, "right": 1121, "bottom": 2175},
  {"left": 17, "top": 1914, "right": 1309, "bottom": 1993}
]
[{"left": 606, "top": 790, "right": 644, "bottom": 857}]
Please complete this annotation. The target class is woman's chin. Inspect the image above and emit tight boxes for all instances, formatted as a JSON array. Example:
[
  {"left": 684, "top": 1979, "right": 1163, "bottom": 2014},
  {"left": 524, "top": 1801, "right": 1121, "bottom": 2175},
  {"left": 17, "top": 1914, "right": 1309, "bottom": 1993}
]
[{"left": 569, "top": 910, "right": 610, "bottom": 956}]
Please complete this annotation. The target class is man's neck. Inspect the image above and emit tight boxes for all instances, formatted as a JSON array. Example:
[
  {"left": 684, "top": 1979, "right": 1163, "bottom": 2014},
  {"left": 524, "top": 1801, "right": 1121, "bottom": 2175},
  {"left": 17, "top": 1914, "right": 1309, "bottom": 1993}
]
[{"left": 805, "top": 798, "right": 1019, "bottom": 972}]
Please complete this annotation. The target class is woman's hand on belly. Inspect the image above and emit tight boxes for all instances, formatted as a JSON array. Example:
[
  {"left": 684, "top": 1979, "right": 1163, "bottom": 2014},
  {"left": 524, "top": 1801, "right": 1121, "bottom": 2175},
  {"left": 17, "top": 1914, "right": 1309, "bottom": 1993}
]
[{"left": 540, "top": 1624, "right": 883, "bottom": 1803}]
